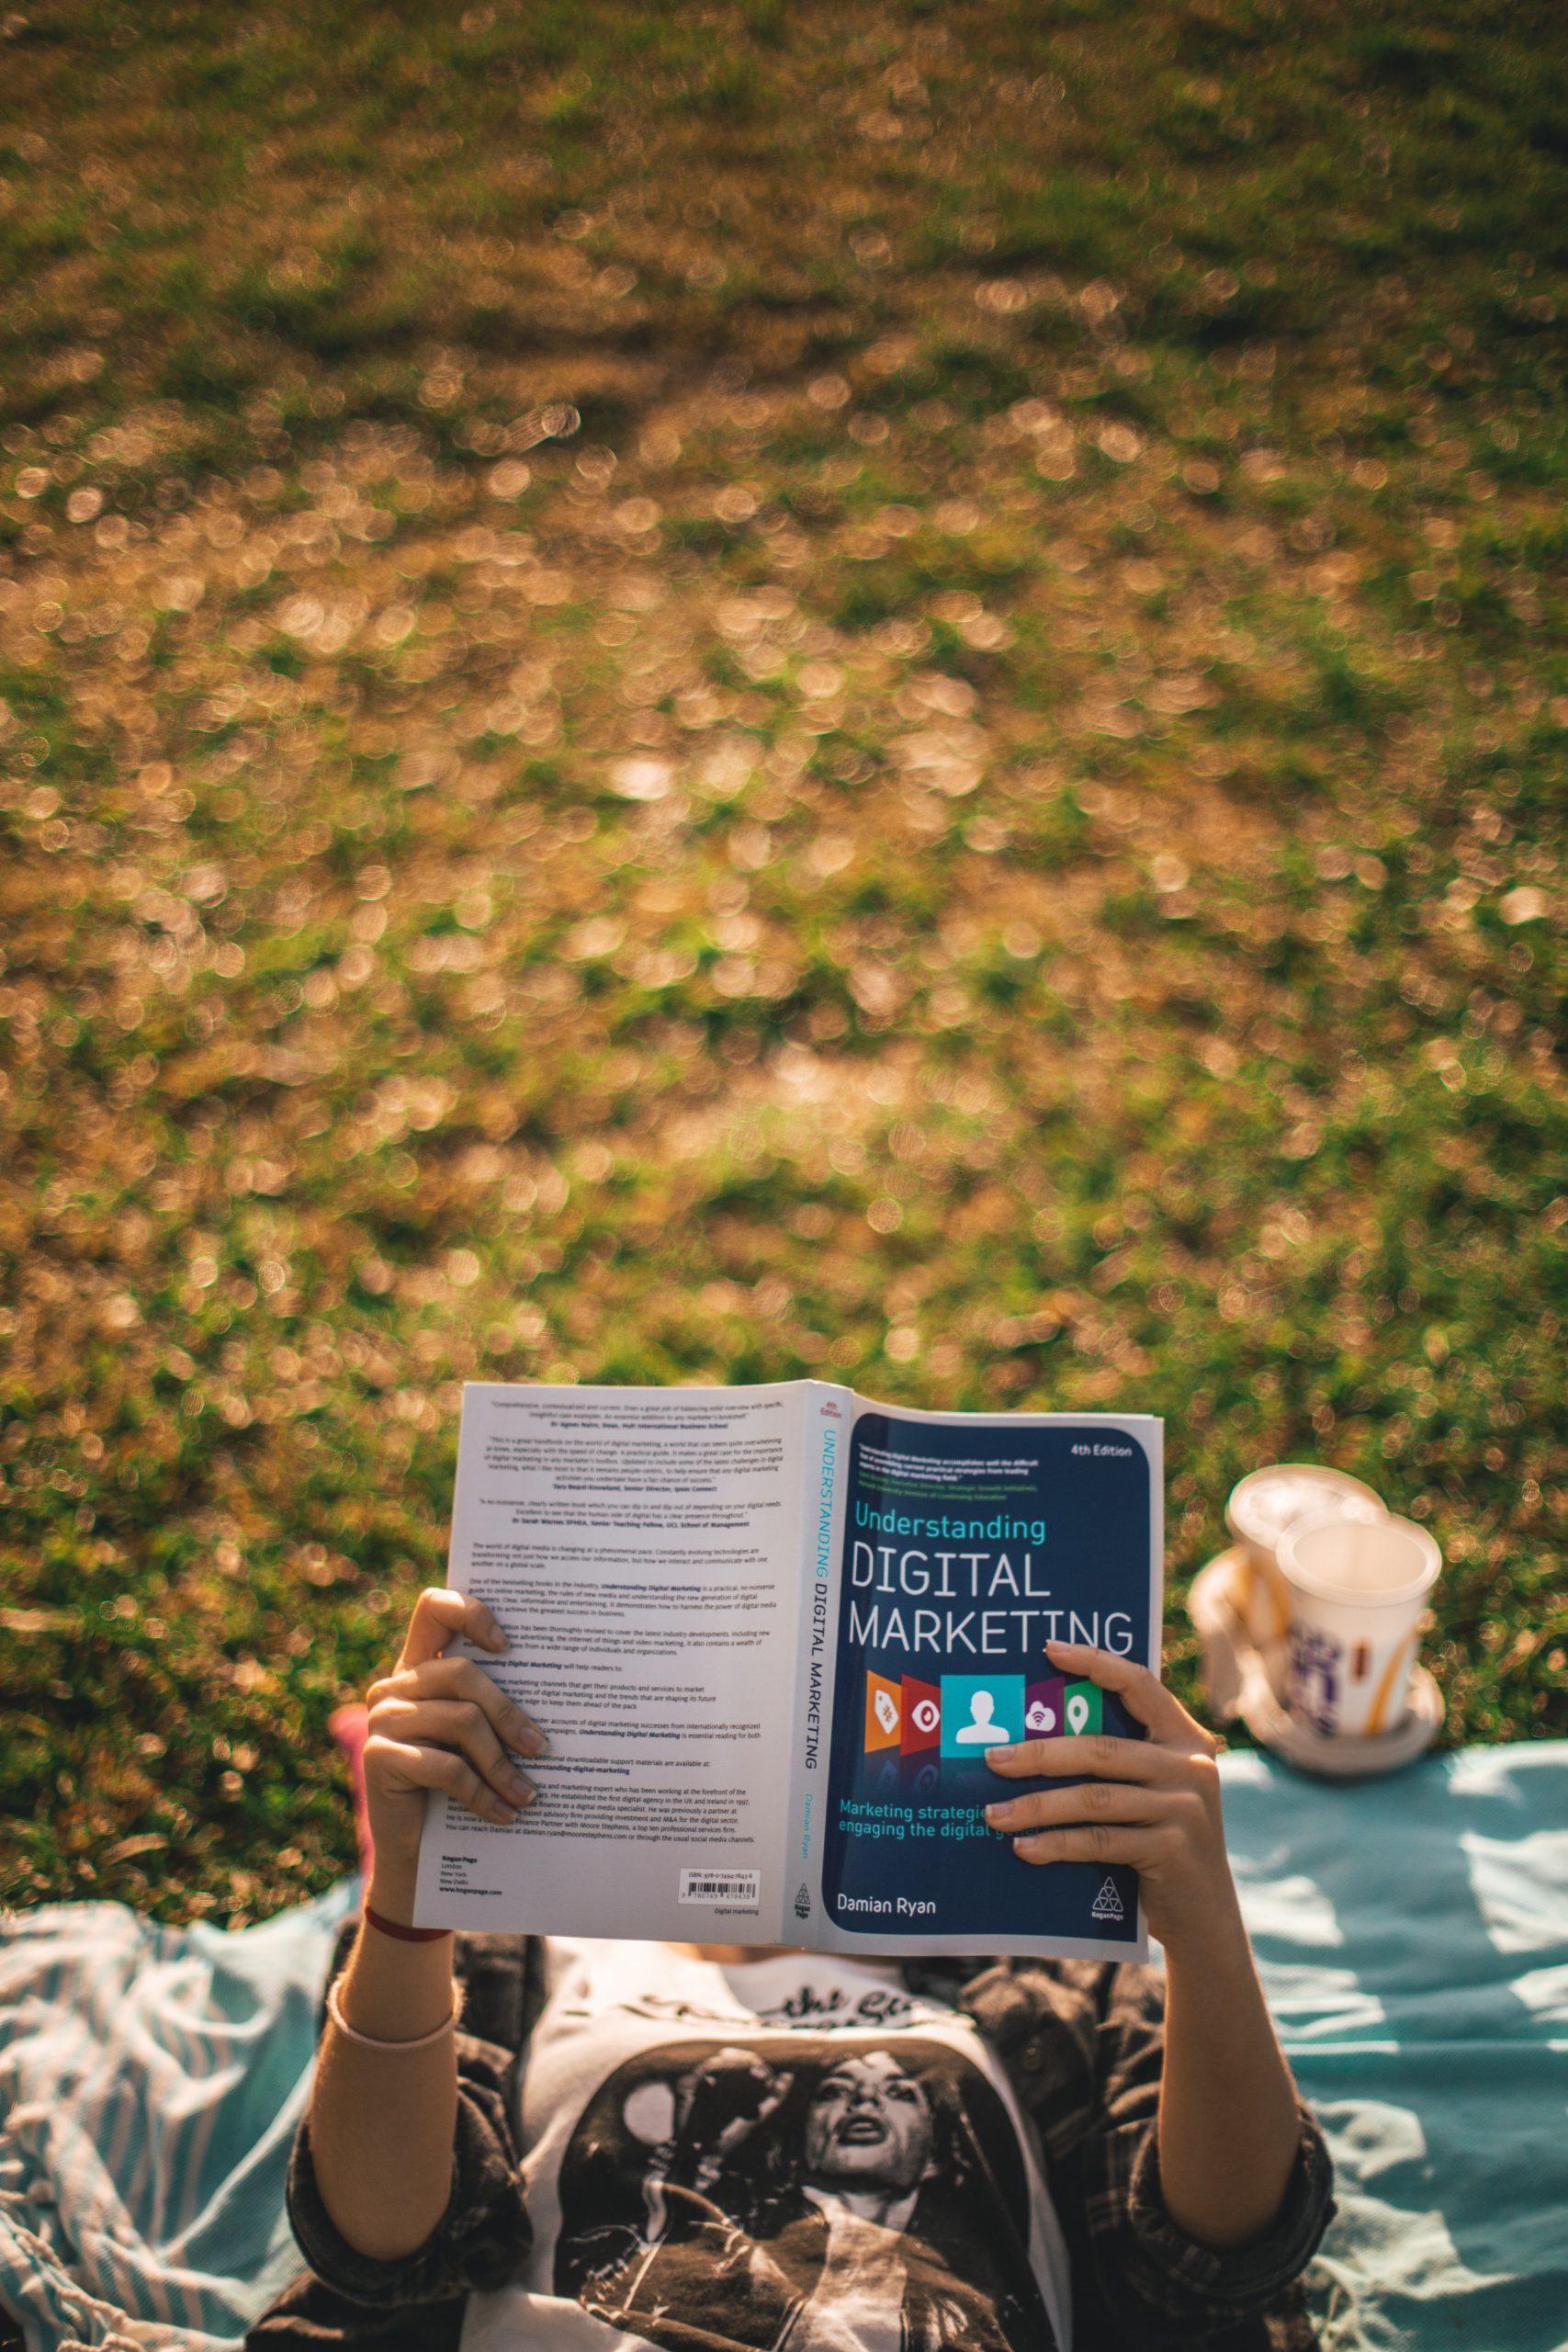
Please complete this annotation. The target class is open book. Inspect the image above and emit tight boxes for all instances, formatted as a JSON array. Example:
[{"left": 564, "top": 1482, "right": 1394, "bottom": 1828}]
[{"left": 413, "top": 1383, "right": 1163, "bottom": 1960}]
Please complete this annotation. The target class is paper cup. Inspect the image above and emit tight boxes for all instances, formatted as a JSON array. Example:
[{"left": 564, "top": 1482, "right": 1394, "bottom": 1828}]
[
  {"left": 1224, "top": 1464, "right": 1387, "bottom": 1652},
  {"left": 1277, "top": 1512, "right": 1441, "bottom": 1739}
]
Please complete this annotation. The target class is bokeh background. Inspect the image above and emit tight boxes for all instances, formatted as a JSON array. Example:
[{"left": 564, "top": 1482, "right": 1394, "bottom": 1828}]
[{"left": 2, "top": 2, "right": 1564, "bottom": 1926}]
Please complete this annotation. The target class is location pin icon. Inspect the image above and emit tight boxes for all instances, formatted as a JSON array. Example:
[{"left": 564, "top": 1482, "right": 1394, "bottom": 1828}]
[{"left": 1066, "top": 1690, "right": 1090, "bottom": 1736}]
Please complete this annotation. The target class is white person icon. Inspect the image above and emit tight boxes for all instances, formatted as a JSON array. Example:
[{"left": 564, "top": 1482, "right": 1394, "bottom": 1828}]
[
  {"left": 953, "top": 1689, "right": 1010, "bottom": 1746},
  {"left": 939, "top": 1673, "right": 1025, "bottom": 1759}
]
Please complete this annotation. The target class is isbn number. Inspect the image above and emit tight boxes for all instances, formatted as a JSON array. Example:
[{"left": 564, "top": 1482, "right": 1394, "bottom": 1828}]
[{"left": 678, "top": 1868, "right": 761, "bottom": 1907}]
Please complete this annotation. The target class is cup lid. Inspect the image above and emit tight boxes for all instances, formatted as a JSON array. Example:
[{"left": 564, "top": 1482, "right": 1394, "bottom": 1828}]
[
  {"left": 1225, "top": 1464, "right": 1386, "bottom": 1553},
  {"left": 1277, "top": 1510, "right": 1441, "bottom": 1607}
]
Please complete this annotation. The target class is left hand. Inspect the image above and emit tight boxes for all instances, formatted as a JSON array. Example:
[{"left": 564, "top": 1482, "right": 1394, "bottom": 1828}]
[{"left": 984, "top": 1637, "right": 1237, "bottom": 1954}]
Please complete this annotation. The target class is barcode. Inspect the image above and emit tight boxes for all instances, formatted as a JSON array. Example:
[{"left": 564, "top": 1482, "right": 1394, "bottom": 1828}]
[{"left": 678, "top": 1868, "right": 761, "bottom": 1908}]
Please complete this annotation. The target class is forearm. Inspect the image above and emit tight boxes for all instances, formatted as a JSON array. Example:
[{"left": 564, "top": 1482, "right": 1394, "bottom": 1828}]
[
  {"left": 1157, "top": 1897, "right": 1303, "bottom": 2250},
  {"left": 309, "top": 1876, "right": 459, "bottom": 2262}
]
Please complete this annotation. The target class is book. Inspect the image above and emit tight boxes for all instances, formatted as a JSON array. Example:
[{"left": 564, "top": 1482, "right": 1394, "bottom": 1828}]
[{"left": 413, "top": 1381, "right": 1163, "bottom": 1959}]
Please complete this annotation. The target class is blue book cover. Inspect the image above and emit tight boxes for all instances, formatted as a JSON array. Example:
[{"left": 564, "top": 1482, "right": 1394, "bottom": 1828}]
[{"left": 812, "top": 1404, "right": 1162, "bottom": 1960}]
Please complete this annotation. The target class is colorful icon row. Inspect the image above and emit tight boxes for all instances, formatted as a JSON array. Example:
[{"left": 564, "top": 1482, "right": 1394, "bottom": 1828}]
[{"left": 863, "top": 1670, "right": 1103, "bottom": 1758}]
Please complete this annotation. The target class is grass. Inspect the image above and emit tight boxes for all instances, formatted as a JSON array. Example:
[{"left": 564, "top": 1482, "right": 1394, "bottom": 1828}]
[{"left": 1, "top": 0, "right": 1565, "bottom": 1927}]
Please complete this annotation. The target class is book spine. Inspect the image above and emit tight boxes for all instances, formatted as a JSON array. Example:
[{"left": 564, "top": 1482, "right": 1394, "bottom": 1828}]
[{"left": 785, "top": 1383, "right": 852, "bottom": 1950}]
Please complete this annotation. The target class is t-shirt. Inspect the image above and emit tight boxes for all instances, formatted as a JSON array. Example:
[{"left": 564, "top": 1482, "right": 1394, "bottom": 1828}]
[{"left": 460, "top": 1939, "right": 1072, "bottom": 2352}]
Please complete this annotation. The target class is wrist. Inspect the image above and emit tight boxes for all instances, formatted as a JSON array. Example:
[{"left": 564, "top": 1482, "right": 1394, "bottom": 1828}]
[
  {"left": 340, "top": 1894, "right": 455, "bottom": 2042},
  {"left": 365, "top": 1863, "right": 420, "bottom": 1928},
  {"left": 1158, "top": 1875, "right": 1251, "bottom": 1973},
  {"left": 365, "top": 1900, "right": 451, "bottom": 1944}
]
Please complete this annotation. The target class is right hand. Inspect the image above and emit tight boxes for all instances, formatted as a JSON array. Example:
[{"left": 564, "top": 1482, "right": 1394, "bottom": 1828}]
[{"left": 361, "top": 1589, "right": 547, "bottom": 1912}]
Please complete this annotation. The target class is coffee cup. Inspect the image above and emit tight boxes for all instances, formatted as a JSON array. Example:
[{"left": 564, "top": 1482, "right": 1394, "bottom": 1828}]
[
  {"left": 1224, "top": 1464, "right": 1387, "bottom": 1653},
  {"left": 1276, "top": 1511, "right": 1441, "bottom": 1739}
]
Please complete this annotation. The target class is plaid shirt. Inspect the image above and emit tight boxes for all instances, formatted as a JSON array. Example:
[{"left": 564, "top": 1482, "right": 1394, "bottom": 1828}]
[{"left": 250, "top": 1926, "right": 1333, "bottom": 2352}]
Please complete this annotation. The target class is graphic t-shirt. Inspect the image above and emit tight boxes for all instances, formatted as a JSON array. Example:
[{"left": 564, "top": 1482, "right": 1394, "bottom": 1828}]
[{"left": 460, "top": 1939, "right": 1072, "bottom": 2352}]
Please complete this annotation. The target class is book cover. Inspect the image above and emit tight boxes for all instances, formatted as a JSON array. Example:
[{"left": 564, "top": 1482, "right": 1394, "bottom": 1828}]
[
  {"left": 816, "top": 1408, "right": 1159, "bottom": 1956},
  {"left": 414, "top": 1381, "right": 1161, "bottom": 1956}
]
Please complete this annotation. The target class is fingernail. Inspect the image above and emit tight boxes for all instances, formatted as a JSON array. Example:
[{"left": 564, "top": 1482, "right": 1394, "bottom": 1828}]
[
  {"left": 986, "top": 1802, "right": 1014, "bottom": 1826},
  {"left": 484, "top": 1631, "right": 509, "bottom": 1653},
  {"left": 987, "top": 1743, "right": 1018, "bottom": 1764},
  {"left": 504, "top": 1769, "right": 535, "bottom": 1803},
  {"left": 515, "top": 1722, "right": 547, "bottom": 1757},
  {"left": 492, "top": 1804, "right": 518, "bottom": 1824}
]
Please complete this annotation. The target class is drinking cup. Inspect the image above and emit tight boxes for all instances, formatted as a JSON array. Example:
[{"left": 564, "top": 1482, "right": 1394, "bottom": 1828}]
[
  {"left": 1224, "top": 1464, "right": 1387, "bottom": 1652},
  {"left": 1276, "top": 1511, "right": 1441, "bottom": 1739}
]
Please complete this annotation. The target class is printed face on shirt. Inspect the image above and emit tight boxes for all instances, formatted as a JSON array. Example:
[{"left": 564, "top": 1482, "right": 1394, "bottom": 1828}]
[
  {"left": 802, "top": 2048, "right": 934, "bottom": 2193},
  {"left": 552, "top": 2024, "right": 1058, "bottom": 2350}
]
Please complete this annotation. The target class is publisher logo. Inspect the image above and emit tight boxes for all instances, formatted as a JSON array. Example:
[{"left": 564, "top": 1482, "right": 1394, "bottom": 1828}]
[
  {"left": 1090, "top": 1874, "right": 1125, "bottom": 1922},
  {"left": 794, "top": 1883, "right": 812, "bottom": 1919}
]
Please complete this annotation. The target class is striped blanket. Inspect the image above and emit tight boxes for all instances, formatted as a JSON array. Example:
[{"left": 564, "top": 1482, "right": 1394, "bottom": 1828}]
[{"left": 0, "top": 1880, "right": 356, "bottom": 2349}]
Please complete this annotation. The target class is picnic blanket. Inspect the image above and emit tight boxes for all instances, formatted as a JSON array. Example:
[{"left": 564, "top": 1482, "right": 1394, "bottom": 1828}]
[
  {"left": 0, "top": 1879, "right": 359, "bottom": 2350},
  {"left": 1225, "top": 1740, "right": 1568, "bottom": 2352},
  {"left": 2, "top": 1745, "right": 1565, "bottom": 2352}
]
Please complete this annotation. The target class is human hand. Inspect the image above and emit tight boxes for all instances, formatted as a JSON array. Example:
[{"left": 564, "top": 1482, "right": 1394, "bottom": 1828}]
[
  {"left": 360, "top": 1588, "right": 547, "bottom": 1919},
  {"left": 983, "top": 1637, "right": 1238, "bottom": 1955},
  {"left": 677, "top": 2052, "right": 795, "bottom": 2159}
]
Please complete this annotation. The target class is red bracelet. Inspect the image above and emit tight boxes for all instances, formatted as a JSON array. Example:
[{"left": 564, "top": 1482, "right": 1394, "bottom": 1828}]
[{"left": 363, "top": 1901, "right": 453, "bottom": 1944}]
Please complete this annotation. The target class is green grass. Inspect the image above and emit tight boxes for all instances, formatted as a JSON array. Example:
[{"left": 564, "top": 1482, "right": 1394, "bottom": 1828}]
[{"left": 1, "top": 0, "right": 1565, "bottom": 1926}]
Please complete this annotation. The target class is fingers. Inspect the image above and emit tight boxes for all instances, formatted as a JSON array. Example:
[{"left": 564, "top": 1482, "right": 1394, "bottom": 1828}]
[
  {"left": 397, "top": 1587, "right": 509, "bottom": 1671},
  {"left": 367, "top": 1645, "right": 545, "bottom": 1827},
  {"left": 372, "top": 1695, "right": 538, "bottom": 1810},
  {"left": 370, "top": 1692, "right": 538, "bottom": 1811},
  {"left": 1043, "top": 1638, "right": 1218, "bottom": 1752},
  {"left": 986, "top": 1778, "right": 1190, "bottom": 1838},
  {"left": 987, "top": 1732, "right": 1180, "bottom": 1784},
  {"left": 365, "top": 1732, "right": 525, "bottom": 1827},
  {"left": 371, "top": 1655, "right": 547, "bottom": 1759},
  {"left": 1010, "top": 1822, "right": 1153, "bottom": 1867}
]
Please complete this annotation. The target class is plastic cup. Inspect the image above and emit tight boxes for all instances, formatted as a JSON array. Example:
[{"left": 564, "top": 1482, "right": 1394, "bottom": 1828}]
[
  {"left": 1224, "top": 1464, "right": 1387, "bottom": 1652},
  {"left": 1276, "top": 1512, "right": 1441, "bottom": 1739}
]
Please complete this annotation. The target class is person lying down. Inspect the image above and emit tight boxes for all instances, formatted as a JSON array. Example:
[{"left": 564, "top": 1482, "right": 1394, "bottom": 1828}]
[{"left": 250, "top": 1589, "right": 1334, "bottom": 2352}]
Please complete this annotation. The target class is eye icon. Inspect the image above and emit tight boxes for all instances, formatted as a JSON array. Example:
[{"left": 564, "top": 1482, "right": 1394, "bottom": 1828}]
[{"left": 911, "top": 1698, "right": 939, "bottom": 1735}]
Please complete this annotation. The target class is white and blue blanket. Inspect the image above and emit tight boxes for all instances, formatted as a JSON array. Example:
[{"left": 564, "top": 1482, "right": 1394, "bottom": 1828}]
[
  {"left": 0, "top": 1879, "right": 358, "bottom": 2348},
  {"left": 3, "top": 1747, "right": 1564, "bottom": 2351}
]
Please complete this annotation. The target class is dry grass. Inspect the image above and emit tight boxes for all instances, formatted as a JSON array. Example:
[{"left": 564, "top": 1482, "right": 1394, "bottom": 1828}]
[{"left": 2, "top": 0, "right": 1565, "bottom": 1924}]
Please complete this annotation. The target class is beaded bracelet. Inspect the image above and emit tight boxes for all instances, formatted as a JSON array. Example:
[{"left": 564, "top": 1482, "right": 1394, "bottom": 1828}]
[{"left": 325, "top": 1973, "right": 463, "bottom": 2052}]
